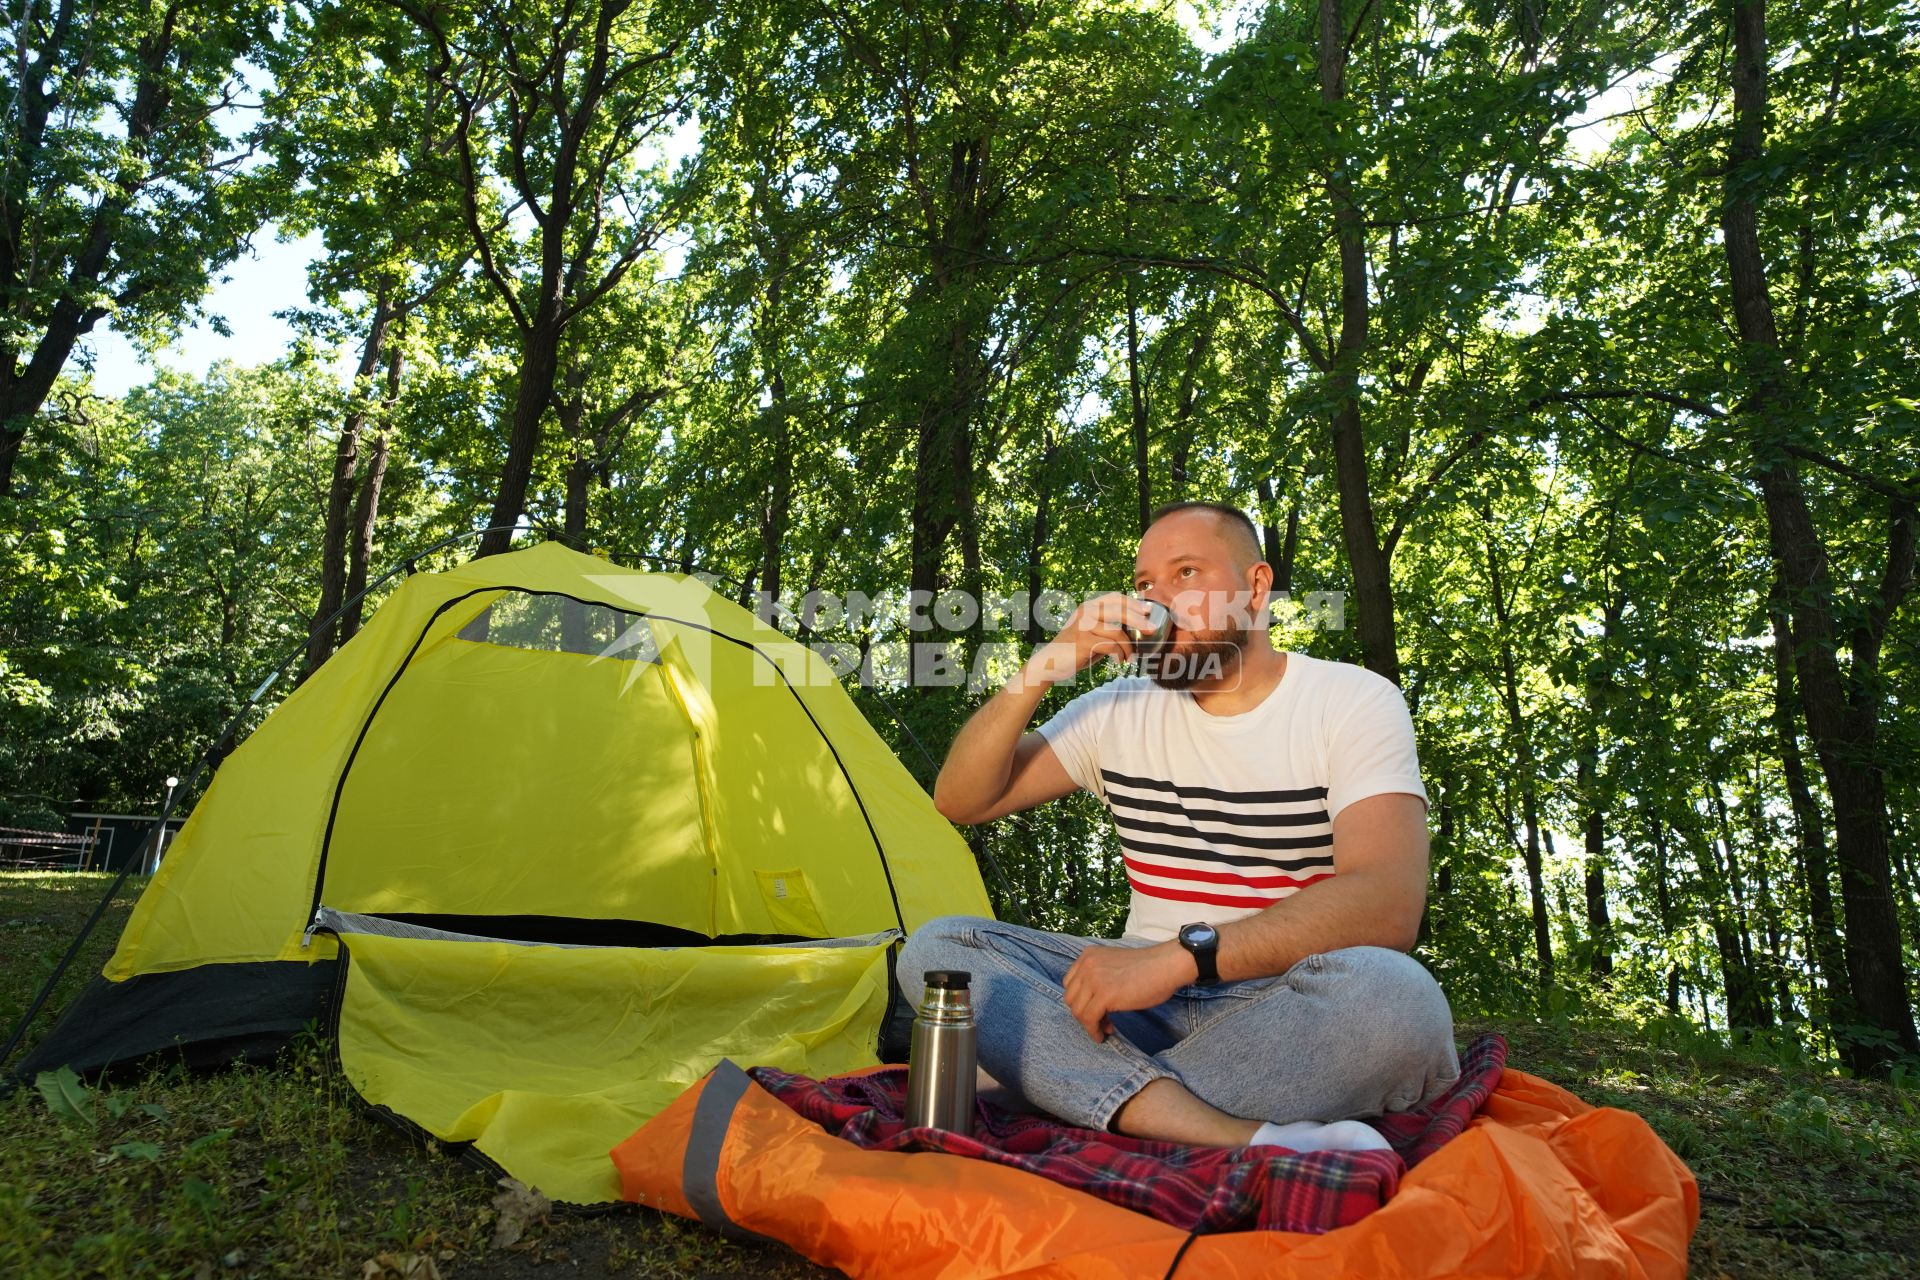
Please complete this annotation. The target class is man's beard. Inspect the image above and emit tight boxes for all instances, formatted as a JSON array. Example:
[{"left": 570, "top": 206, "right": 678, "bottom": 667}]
[{"left": 1141, "top": 617, "right": 1249, "bottom": 690}]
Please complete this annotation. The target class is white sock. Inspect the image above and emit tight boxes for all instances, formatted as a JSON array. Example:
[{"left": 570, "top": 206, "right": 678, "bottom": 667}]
[{"left": 1249, "top": 1118, "right": 1391, "bottom": 1153}]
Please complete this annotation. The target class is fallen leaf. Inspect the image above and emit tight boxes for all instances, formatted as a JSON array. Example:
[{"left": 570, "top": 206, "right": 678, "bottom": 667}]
[
  {"left": 489, "top": 1177, "right": 550, "bottom": 1249},
  {"left": 360, "top": 1253, "right": 442, "bottom": 1280},
  {"left": 34, "top": 1066, "right": 94, "bottom": 1126},
  {"left": 109, "top": 1139, "right": 162, "bottom": 1161}
]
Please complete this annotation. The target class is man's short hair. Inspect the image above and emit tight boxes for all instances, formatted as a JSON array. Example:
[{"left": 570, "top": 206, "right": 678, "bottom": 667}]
[{"left": 1145, "top": 500, "right": 1264, "bottom": 567}]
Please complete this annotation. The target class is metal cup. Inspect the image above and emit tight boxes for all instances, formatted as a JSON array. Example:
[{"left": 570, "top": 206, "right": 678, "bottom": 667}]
[{"left": 1126, "top": 599, "right": 1174, "bottom": 652}]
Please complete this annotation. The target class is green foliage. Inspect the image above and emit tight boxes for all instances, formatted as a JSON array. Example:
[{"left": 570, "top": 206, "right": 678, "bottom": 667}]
[
  {"left": 0, "top": 0, "right": 286, "bottom": 497},
  {"left": 2, "top": 0, "right": 1917, "bottom": 1076}
]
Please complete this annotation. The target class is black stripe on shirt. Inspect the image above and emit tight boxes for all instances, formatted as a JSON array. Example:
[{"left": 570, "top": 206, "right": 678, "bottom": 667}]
[
  {"left": 1101, "top": 768, "right": 1329, "bottom": 806},
  {"left": 1118, "top": 833, "right": 1336, "bottom": 873},
  {"left": 1110, "top": 812, "right": 1335, "bottom": 851},
  {"left": 1107, "top": 789, "right": 1331, "bottom": 828}
]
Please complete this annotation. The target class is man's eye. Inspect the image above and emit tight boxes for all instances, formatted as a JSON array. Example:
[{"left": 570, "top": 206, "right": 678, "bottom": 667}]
[{"left": 1180, "top": 566, "right": 1197, "bottom": 578}]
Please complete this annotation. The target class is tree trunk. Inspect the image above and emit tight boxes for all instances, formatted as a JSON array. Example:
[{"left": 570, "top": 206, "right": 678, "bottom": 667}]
[
  {"left": 1718, "top": 0, "right": 1916, "bottom": 1068},
  {"left": 1257, "top": 476, "right": 1301, "bottom": 595},
  {"left": 1750, "top": 804, "right": 1795, "bottom": 1024},
  {"left": 1498, "top": 640, "right": 1551, "bottom": 988},
  {"left": 1316, "top": 0, "right": 1398, "bottom": 684},
  {"left": 564, "top": 441, "right": 592, "bottom": 547},
  {"left": 339, "top": 433, "right": 389, "bottom": 645},
  {"left": 759, "top": 374, "right": 793, "bottom": 609},
  {"left": 1166, "top": 307, "right": 1213, "bottom": 498},
  {"left": 553, "top": 376, "right": 595, "bottom": 654},
  {"left": 755, "top": 234, "right": 794, "bottom": 608},
  {"left": 908, "top": 399, "right": 974, "bottom": 604},
  {"left": 1258, "top": 478, "right": 1282, "bottom": 565},
  {"left": 1484, "top": 523, "right": 1550, "bottom": 985},
  {"left": 1517, "top": 768, "right": 1551, "bottom": 988},
  {"left": 1577, "top": 589, "right": 1625, "bottom": 982},
  {"left": 794, "top": 543, "right": 828, "bottom": 645},
  {"left": 1127, "top": 272, "right": 1150, "bottom": 533},
  {"left": 906, "top": 265, "right": 986, "bottom": 630},
  {"left": 1025, "top": 431, "right": 1057, "bottom": 650},
  {"left": 1649, "top": 813, "right": 1681, "bottom": 1014},
  {"left": 480, "top": 310, "right": 564, "bottom": 557},
  {"left": 1579, "top": 750, "right": 1614, "bottom": 981},
  {"left": 302, "top": 291, "right": 396, "bottom": 680},
  {"left": 1416, "top": 769, "right": 1454, "bottom": 949},
  {"left": 1709, "top": 790, "right": 1772, "bottom": 1030},
  {"left": 1770, "top": 573, "right": 1854, "bottom": 1043}
]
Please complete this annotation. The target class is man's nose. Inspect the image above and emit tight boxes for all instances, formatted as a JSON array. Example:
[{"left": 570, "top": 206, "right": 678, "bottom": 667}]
[{"left": 1167, "top": 587, "right": 1215, "bottom": 628}]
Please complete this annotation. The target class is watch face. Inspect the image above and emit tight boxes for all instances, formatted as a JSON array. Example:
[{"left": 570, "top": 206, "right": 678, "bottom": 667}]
[{"left": 1182, "top": 923, "right": 1218, "bottom": 947}]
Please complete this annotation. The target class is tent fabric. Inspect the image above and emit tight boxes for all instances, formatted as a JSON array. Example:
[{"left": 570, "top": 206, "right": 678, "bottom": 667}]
[
  {"left": 611, "top": 1058, "right": 1699, "bottom": 1280},
  {"left": 327, "top": 922, "right": 898, "bottom": 1206},
  {"left": 11, "top": 962, "right": 338, "bottom": 1081},
  {"left": 102, "top": 541, "right": 988, "bottom": 982},
  {"left": 24, "top": 543, "right": 989, "bottom": 1187}
]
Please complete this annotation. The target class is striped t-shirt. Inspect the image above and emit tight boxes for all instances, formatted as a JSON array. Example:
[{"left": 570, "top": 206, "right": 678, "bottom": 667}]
[{"left": 1035, "top": 651, "right": 1428, "bottom": 943}]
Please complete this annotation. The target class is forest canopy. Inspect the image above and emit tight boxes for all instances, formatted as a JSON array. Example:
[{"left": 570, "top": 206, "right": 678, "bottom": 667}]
[{"left": 2, "top": 0, "right": 1916, "bottom": 1075}]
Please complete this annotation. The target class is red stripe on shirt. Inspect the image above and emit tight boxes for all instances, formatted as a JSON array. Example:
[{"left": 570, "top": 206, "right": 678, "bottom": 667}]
[
  {"left": 1126, "top": 872, "right": 1335, "bottom": 908},
  {"left": 1123, "top": 855, "right": 1333, "bottom": 891}
]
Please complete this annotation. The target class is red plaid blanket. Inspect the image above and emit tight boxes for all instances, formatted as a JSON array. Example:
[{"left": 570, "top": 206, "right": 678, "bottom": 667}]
[{"left": 749, "top": 1032, "right": 1506, "bottom": 1235}]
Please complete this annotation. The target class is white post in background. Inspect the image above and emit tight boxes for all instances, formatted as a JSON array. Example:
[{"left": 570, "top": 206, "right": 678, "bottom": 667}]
[{"left": 151, "top": 775, "right": 179, "bottom": 873}]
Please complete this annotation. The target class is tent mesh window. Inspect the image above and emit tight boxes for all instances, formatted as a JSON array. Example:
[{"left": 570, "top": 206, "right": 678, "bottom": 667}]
[{"left": 456, "top": 593, "right": 659, "bottom": 661}]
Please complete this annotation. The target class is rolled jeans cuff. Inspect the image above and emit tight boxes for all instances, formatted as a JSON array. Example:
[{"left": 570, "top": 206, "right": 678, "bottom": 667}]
[{"left": 1088, "top": 1060, "right": 1175, "bottom": 1132}]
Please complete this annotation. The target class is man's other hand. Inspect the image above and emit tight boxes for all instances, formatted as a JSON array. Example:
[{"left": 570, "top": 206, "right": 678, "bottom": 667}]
[{"left": 1062, "top": 941, "right": 1196, "bottom": 1041}]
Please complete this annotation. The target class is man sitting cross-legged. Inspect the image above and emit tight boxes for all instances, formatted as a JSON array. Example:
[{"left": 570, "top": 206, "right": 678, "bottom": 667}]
[{"left": 903, "top": 500, "right": 1459, "bottom": 1153}]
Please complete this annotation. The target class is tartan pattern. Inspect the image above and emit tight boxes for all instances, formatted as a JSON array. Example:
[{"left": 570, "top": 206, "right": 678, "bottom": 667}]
[
  {"left": 1374, "top": 1031, "right": 1508, "bottom": 1163},
  {"left": 749, "top": 1032, "right": 1507, "bottom": 1235}
]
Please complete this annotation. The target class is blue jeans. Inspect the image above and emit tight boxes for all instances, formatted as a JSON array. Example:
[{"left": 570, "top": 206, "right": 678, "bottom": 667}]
[{"left": 897, "top": 916, "right": 1462, "bottom": 1132}]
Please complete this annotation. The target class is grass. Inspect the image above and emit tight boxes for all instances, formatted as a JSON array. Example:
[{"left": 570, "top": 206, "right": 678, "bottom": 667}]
[
  {"left": 1, "top": 873, "right": 827, "bottom": 1280},
  {"left": 4, "top": 871, "right": 1918, "bottom": 1277}
]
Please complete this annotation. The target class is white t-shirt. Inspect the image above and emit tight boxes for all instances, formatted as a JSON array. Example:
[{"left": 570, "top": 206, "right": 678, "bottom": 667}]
[{"left": 1035, "top": 651, "right": 1428, "bottom": 943}]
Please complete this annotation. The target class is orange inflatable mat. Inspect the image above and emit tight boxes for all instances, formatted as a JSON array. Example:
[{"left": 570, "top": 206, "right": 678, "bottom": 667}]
[{"left": 610, "top": 1057, "right": 1698, "bottom": 1279}]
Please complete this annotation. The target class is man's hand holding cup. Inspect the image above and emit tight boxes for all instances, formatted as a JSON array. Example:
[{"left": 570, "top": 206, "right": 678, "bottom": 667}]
[{"left": 1024, "top": 593, "right": 1168, "bottom": 688}]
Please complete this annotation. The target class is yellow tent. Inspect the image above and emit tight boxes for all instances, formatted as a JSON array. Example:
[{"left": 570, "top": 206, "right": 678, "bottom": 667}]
[{"left": 22, "top": 541, "right": 991, "bottom": 1202}]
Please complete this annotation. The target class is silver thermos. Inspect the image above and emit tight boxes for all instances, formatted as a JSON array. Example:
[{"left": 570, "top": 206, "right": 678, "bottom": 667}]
[{"left": 905, "top": 969, "right": 977, "bottom": 1135}]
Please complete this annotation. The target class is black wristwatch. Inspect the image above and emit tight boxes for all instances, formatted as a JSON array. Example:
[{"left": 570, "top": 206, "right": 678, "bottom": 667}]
[{"left": 1177, "top": 921, "right": 1221, "bottom": 985}]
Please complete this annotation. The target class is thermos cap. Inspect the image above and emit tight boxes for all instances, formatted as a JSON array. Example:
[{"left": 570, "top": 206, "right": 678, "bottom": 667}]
[{"left": 923, "top": 969, "right": 972, "bottom": 990}]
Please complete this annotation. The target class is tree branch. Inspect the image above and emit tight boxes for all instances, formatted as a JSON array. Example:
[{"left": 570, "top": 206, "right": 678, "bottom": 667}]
[
  {"left": 389, "top": 0, "right": 533, "bottom": 336},
  {"left": 1383, "top": 420, "right": 1500, "bottom": 557},
  {"left": 1525, "top": 386, "right": 1728, "bottom": 419},
  {"left": 1784, "top": 444, "right": 1920, "bottom": 505}
]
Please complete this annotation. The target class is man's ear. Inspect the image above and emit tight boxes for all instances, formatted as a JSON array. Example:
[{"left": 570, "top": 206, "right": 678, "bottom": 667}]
[{"left": 1243, "top": 560, "right": 1275, "bottom": 628}]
